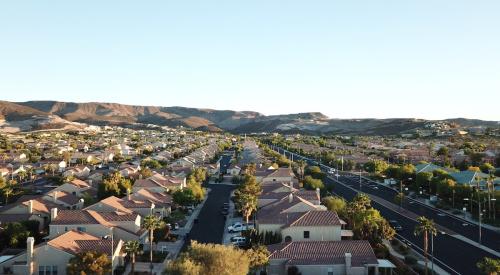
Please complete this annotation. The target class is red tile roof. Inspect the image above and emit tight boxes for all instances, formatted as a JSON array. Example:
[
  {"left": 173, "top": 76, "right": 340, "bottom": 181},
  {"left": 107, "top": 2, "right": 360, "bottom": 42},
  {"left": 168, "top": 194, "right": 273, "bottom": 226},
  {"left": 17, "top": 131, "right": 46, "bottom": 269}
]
[
  {"left": 268, "top": 240, "right": 378, "bottom": 266},
  {"left": 287, "top": 211, "right": 342, "bottom": 227}
]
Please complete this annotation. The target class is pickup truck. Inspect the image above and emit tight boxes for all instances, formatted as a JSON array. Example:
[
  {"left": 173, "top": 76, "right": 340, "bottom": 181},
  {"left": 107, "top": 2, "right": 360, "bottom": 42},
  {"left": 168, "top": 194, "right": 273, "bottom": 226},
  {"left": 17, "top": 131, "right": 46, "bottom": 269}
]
[{"left": 227, "top": 222, "right": 254, "bottom": 233}]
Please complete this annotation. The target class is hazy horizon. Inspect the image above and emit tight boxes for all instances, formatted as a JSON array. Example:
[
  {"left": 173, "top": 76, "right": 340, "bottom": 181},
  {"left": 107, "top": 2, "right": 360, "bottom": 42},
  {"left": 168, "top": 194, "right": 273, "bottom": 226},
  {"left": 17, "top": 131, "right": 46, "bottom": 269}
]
[{"left": 1, "top": 1, "right": 499, "bottom": 120}]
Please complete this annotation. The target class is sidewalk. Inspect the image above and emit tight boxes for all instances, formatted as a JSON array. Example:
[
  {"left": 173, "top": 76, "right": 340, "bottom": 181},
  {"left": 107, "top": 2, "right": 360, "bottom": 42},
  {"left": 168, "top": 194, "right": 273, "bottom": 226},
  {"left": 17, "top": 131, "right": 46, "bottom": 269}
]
[
  {"left": 411, "top": 196, "right": 500, "bottom": 232},
  {"left": 383, "top": 240, "right": 450, "bottom": 275},
  {"left": 222, "top": 189, "right": 242, "bottom": 245}
]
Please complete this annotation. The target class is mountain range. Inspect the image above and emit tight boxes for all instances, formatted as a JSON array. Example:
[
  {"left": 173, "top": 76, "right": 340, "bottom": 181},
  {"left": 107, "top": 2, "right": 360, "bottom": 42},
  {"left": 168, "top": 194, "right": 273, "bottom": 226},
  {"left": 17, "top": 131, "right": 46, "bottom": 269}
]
[{"left": 0, "top": 100, "right": 498, "bottom": 135}]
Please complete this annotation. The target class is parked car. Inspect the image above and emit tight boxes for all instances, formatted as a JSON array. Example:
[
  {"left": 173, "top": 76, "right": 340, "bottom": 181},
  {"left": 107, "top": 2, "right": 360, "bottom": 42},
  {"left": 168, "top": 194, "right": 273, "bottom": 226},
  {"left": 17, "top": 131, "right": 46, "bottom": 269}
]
[
  {"left": 230, "top": 236, "right": 247, "bottom": 247},
  {"left": 227, "top": 222, "right": 254, "bottom": 233},
  {"left": 389, "top": 220, "right": 403, "bottom": 231}
]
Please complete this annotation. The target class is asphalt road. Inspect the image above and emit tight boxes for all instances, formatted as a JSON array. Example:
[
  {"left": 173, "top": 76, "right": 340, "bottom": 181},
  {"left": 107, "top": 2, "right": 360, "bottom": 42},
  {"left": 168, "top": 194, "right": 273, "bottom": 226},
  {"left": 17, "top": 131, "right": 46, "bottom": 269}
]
[
  {"left": 272, "top": 145, "right": 500, "bottom": 275},
  {"left": 336, "top": 174, "right": 500, "bottom": 251},
  {"left": 186, "top": 184, "right": 235, "bottom": 245}
]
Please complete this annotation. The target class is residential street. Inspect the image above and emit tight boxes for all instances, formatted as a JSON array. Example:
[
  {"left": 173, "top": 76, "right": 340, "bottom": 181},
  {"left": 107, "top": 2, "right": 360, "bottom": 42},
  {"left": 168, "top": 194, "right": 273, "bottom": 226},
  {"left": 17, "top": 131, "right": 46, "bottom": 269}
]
[{"left": 185, "top": 184, "right": 235, "bottom": 245}]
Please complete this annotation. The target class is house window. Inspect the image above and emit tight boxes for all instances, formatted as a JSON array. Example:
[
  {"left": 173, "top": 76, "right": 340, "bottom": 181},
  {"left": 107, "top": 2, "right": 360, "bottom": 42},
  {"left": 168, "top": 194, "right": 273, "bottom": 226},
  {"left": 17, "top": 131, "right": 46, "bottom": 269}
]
[
  {"left": 327, "top": 268, "right": 333, "bottom": 275},
  {"left": 38, "top": 266, "right": 45, "bottom": 275},
  {"left": 284, "top": 236, "right": 292, "bottom": 242},
  {"left": 64, "top": 227, "right": 68, "bottom": 232},
  {"left": 303, "top": 231, "right": 310, "bottom": 239},
  {"left": 52, "top": 266, "right": 58, "bottom": 275},
  {"left": 77, "top": 227, "right": 86, "bottom": 232}
]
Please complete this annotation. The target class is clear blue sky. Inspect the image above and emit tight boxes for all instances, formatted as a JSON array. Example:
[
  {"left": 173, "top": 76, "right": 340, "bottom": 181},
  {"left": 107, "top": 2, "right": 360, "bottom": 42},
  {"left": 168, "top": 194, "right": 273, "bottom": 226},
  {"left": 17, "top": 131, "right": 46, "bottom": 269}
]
[{"left": 1, "top": 1, "right": 499, "bottom": 120}]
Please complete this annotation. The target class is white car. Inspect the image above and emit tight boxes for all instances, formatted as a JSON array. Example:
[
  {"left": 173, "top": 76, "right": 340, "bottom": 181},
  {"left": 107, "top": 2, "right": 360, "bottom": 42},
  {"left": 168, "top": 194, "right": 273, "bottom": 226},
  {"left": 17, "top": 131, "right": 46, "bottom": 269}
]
[
  {"left": 230, "top": 236, "right": 247, "bottom": 246},
  {"left": 227, "top": 222, "right": 254, "bottom": 233}
]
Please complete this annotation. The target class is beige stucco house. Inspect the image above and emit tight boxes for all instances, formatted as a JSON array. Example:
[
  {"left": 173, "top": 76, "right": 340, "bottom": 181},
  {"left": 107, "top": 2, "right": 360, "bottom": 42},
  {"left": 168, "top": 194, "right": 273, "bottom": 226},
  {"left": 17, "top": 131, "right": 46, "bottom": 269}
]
[{"left": 0, "top": 231, "right": 124, "bottom": 275}]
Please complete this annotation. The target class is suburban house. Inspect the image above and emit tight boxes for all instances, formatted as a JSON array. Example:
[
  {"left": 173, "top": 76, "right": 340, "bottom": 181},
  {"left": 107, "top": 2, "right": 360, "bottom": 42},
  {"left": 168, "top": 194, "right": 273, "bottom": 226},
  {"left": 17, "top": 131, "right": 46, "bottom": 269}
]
[
  {"left": 259, "top": 167, "right": 297, "bottom": 184},
  {"left": 49, "top": 208, "right": 147, "bottom": 242},
  {"left": 0, "top": 231, "right": 124, "bottom": 275},
  {"left": 133, "top": 172, "right": 186, "bottom": 193},
  {"left": 0, "top": 198, "right": 59, "bottom": 228},
  {"left": 51, "top": 178, "right": 95, "bottom": 197},
  {"left": 266, "top": 240, "right": 380, "bottom": 275},
  {"left": 62, "top": 166, "right": 91, "bottom": 179},
  {"left": 85, "top": 192, "right": 170, "bottom": 217},
  {"left": 256, "top": 193, "right": 326, "bottom": 234},
  {"left": 42, "top": 190, "right": 84, "bottom": 210}
]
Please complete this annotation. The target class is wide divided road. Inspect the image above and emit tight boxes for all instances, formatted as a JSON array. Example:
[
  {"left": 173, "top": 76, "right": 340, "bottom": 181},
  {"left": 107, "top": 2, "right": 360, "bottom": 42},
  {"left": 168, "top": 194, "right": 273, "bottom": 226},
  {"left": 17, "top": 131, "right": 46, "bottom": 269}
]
[{"left": 272, "top": 145, "right": 500, "bottom": 275}]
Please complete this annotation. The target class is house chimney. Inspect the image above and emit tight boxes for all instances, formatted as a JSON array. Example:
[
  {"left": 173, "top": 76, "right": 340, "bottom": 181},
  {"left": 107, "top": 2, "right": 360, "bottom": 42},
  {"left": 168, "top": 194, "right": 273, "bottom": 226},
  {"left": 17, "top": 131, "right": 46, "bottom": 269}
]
[
  {"left": 27, "top": 237, "right": 35, "bottom": 274},
  {"left": 345, "top": 253, "right": 352, "bottom": 274},
  {"left": 50, "top": 208, "right": 58, "bottom": 221},
  {"left": 289, "top": 181, "right": 293, "bottom": 190},
  {"left": 88, "top": 180, "right": 93, "bottom": 186},
  {"left": 127, "top": 189, "right": 131, "bottom": 200},
  {"left": 139, "top": 174, "right": 143, "bottom": 179},
  {"left": 79, "top": 198, "right": 84, "bottom": 208},
  {"left": 288, "top": 193, "right": 293, "bottom": 203},
  {"left": 316, "top": 188, "right": 321, "bottom": 205},
  {"left": 28, "top": 200, "right": 33, "bottom": 214},
  {"left": 53, "top": 191, "right": 58, "bottom": 203},
  {"left": 162, "top": 171, "right": 165, "bottom": 176}
]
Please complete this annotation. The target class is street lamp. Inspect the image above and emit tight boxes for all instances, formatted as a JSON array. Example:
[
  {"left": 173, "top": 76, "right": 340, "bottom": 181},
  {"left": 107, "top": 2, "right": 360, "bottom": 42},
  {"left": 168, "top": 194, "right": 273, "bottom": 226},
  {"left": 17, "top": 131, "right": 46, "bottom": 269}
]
[
  {"left": 464, "top": 196, "right": 484, "bottom": 245},
  {"left": 492, "top": 198, "right": 497, "bottom": 221},
  {"left": 109, "top": 227, "right": 114, "bottom": 275}
]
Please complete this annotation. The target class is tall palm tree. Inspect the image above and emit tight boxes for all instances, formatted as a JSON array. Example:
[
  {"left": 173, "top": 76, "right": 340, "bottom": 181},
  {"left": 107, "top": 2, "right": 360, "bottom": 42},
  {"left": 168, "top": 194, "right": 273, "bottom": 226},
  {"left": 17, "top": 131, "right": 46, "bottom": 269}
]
[
  {"left": 142, "top": 215, "right": 163, "bottom": 274},
  {"left": 124, "top": 240, "right": 141, "bottom": 274},
  {"left": 414, "top": 216, "right": 437, "bottom": 275},
  {"left": 3, "top": 186, "right": 14, "bottom": 204}
]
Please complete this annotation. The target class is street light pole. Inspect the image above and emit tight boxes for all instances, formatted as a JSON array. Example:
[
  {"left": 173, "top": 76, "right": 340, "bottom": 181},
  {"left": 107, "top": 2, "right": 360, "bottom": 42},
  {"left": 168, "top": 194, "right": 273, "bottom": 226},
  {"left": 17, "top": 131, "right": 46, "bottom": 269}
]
[
  {"left": 359, "top": 170, "right": 362, "bottom": 192},
  {"left": 110, "top": 227, "right": 114, "bottom": 275},
  {"left": 431, "top": 233, "right": 434, "bottom": 273},
  {"left": 452, "top": 190, "right": 455, "bottom": 209}
]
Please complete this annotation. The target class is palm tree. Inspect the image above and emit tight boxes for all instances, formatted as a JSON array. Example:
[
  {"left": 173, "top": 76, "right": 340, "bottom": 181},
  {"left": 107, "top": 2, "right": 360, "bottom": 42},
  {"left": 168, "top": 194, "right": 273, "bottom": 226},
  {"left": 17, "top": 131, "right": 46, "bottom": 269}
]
[
  {"left": 124, "top": 240, "right": 141, "bottom": 274},
  {"left": 414, "top": 216, "right": 437, "bottom": 275},
  {"left": 296, "top": 160, "right": 306, "bottom": 181},
  {"left": 477, "top": 257, "right": 500, "bottom": 275},
  {"left": 142, "top": 215, "right": 163, "bottom": 274},
  {"left": 3, "top": 186, "right": 14, "bottom": 204}
]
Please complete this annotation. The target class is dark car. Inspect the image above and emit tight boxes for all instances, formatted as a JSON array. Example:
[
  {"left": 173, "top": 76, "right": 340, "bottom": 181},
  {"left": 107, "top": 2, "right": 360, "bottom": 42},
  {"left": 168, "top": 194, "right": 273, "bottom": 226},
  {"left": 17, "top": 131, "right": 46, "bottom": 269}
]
[{"left": 389, "top": 220, "right": 403, "bottom": 231}]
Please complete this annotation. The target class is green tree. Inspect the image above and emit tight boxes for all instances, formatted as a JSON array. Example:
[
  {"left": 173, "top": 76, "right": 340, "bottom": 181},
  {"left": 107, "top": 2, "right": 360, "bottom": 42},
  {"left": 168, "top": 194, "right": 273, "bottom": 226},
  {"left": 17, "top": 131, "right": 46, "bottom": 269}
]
[
  {"left": 306, "top": 166, "right": 325, "bottom": 180},
  {"left": 416, "top": 172, "right": 433, "bottom": 192},
  {"left": 234, "top": 175, "right": 262, "bottom": 223},
  {"left": 480, "top": 163, "right": 495, "bottom": 173},
  {"left": 165, "top": 257, "right": 202, "bottom": 275},
  {"left": 165, "top": 241, "right": 250, "bottom": 275},
  {"left": 2, "top": 185, "right": 14, "bottom": 204},
  {"left": 67, "top": 251, "right": 111, "bottom": 275},
  {"left": 295, "top": 160, "right": 307, "bottom": 181},
  {"left": 98, "top": 171, "right": 132, "bottom": 199},
  {"left": 303, "top": 175, "right": 324, "bottom": 190},
  {"left": 143, "top": 214, "right": 164, "bottom": 273},
  {"left": 124, "top": 240, "right": 141, "bottom": 274},
  {"left": 322, "top": 196, "right": 347, "bottom": 217},
  {"left": 364, "top": 160, "right": 388, "bottom": 174},
  {"left": 436, "top": 146, "right": 449, "bottom": 157},
  {"left": 246, "top": 245, "right": 270, "bottom": 272},
  {"left": 172, "top": 188, "right": 196, "bottom": 206},
  {"left": 477, "top": 257, "right": 500, "bottom": 275},
  {"left": 414, "top": 216, "right": 437, "bottom": 275},
  {"left": 2, "top": 222, "right": 31, "bottom": 247}
]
